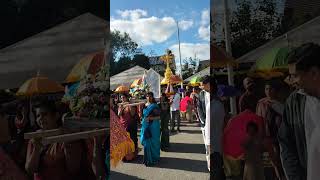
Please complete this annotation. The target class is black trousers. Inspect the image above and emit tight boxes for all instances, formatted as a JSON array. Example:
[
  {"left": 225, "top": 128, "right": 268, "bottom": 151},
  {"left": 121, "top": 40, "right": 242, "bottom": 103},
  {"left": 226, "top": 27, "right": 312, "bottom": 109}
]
[
  {"left": 127, "top": 120, "right": 138, "bottom": 151},
  {"left": 210, "top": 152, "right": 225, "bottom": 180}
]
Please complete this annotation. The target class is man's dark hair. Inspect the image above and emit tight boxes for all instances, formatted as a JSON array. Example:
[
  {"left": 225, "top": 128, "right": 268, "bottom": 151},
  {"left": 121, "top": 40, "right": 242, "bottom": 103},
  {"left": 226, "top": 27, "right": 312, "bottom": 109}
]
[
  {"left": 246, "top": 121, "right": 258, "bottom": 133},
  {"left": 288, "top": 43, "right": 320, "bottom": 71},
  {"left": 202, "top": 75, "right": 210, "bottom": 84},
  {"left": 185, "top": 91, "right": 191, "bottom": 97},
  {"left": 265, "top": 81, "right": 279, "bottom": 91},
  {"left": 34, "top": 100, "right": 57, "bottom": 114}
]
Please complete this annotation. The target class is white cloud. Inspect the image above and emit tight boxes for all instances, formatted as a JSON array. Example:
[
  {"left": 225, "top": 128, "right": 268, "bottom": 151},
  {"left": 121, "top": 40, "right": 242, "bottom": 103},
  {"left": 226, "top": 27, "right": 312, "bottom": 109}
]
[
  {"left": 169, "top": 43, "right": 210, "bottom": 64},
  {"left": 111, "top": 16, "right": 176, "bottom": 46},
  {"left": 198, "top": 9, "right": 210, "bottom": 41},
  {"left": 116, "top": 9, "right": 148, "bottom": 20},
  {"left": 201, "top": 9, "right": 210, "bottom": 26},
  {"left": 198, "top": 25, "right": 210, "bottom": 41},
  {"left": 179, "top": 20, "right": 193, "bottom": 30}
]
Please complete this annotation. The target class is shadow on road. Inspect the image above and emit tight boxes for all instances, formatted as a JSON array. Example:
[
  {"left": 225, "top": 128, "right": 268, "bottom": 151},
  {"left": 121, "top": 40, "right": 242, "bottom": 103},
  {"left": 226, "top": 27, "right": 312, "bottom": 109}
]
[
  {"left": 125, "top": 155, "right": 208, "bottom": 173},
  {"left": 110, "top": 171, "right": 144, "bottom": 180},
  {"left": 180, "top": 129, "right": 202, "bottom": 134},
  {"left": 166, "top": 143, "right": 206, "bottom": 154},
  {"left": 157, "top": 156, "right": 208, "bottom": 173}
]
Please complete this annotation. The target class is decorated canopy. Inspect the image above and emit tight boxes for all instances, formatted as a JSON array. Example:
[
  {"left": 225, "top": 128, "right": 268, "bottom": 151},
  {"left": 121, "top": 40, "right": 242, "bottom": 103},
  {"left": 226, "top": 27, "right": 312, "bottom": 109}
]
[{"left": 65, "top": 51, "right": 105, "bottom": 83}]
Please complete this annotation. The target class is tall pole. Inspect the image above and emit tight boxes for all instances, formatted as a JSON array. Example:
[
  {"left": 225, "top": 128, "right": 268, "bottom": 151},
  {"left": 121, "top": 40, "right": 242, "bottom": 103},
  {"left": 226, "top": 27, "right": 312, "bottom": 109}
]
[
  {"left": 223, "top": 0, "right": 237, "bottom": 115},
  {"left": 176, "top": 21, "right": 184, "bottom": 96}
]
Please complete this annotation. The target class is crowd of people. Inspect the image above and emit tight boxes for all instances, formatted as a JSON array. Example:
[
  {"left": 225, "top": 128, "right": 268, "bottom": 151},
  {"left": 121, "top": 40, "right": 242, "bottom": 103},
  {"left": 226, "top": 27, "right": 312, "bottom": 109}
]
[
  {"left": 0, "top": 99, "right": 107, "bottom": 180},
  {"left": 111, "top": 78, "right": 213, "bottom": 171},
  {"left": 210, "top": 42, "right": 320, "bottom": 180}
]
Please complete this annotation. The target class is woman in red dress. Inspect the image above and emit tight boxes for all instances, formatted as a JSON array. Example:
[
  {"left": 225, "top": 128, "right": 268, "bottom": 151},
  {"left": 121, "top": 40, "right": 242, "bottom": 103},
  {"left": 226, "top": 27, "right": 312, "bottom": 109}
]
[{"left": 25, "top": 101, "right": 105, "bottom": 180}]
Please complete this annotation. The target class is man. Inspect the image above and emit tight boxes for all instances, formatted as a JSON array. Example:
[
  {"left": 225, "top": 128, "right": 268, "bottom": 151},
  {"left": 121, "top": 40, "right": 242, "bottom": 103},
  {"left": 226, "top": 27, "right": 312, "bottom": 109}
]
[
  {"left": 196, "top": 75, "right": 217, "bottom": 173},
  {"left": 210, "top": 77, "right": 226, "bottom": 179},
  {"left": 256, "top": 82, "right": 285, "bottom": 179},
  {"left": 278, "top": 43, "right": 320, "bottom": 180},
  {"left": 170, "top": 87, "right": 181, "bottom": 132},
  {"left": 238, "top": 77, "right": 259, "bottom": 113},
  {"left": 191, "top": 87, "right": 200, "bottom": 121}
]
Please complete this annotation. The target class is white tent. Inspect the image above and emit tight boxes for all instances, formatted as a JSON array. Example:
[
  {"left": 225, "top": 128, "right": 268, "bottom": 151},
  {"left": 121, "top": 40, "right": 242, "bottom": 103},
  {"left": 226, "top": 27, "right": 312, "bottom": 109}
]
[{"left": 0, "top": 13, "right": 108, "bottom": 89}]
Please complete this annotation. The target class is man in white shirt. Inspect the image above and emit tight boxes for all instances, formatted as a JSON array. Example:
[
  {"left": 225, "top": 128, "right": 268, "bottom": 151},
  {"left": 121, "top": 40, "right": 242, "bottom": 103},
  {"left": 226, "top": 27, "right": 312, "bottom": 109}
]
[{"left": 170, "top": 87, "right": 181, "bottom": 132}]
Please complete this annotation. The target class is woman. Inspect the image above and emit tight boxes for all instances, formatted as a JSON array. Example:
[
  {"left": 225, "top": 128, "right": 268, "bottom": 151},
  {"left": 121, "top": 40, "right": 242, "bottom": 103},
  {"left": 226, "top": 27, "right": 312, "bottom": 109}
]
[
  {"left": 118, "top": 94, "right": 138, "bottom": 158},
  {"left": 0, "top": 106, "right": 28, "bottom": 180},
  {"left": 159, "top": 93, "right": 170, "bottom": 151},
  {"left": 25, "top": 101, "right": 104, "bottom": 180},
  {"left": 140, "top": 92, "right": 161, "bottom": 166}
]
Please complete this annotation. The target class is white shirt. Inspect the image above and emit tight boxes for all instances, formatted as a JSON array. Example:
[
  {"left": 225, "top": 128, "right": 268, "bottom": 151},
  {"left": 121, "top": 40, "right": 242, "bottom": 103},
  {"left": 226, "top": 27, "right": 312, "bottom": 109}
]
[
  {"left": 204, "top": 91, "right": 210, "bottom": 145},
  {"left": 170, "top": 93, "right": 181, "bottom": 111},
  {"left": 305, "top": 95, "right": 320, "bottom": 180}
]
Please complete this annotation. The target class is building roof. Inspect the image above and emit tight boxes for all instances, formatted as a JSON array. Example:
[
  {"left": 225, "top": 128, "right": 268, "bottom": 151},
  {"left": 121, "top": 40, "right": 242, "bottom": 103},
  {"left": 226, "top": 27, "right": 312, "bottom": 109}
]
[
  {"left": 0, "top": 13, "right": 108, "bottom": 89},
  {"left": 237, "top": 15, "right": 320, "bottom": 64}
]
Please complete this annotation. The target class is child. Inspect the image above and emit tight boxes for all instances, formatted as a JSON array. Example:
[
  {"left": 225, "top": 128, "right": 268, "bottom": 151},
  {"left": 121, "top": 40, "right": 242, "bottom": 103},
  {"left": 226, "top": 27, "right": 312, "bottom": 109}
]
[{"left": 242, "top": 122, "right": 265, "bottom": 180}]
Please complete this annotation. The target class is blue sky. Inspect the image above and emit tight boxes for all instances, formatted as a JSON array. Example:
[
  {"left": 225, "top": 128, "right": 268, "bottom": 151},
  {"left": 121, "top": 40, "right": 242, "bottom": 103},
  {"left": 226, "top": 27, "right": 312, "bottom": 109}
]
[{"left": 110, "top": 0, "right": 210, "bottom": 64}]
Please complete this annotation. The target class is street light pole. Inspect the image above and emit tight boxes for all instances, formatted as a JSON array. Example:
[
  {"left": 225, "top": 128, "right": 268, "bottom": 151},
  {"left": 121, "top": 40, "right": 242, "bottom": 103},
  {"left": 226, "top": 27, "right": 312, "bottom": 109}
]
[
  {"left": 223, "top": 0, "right": 237, "bottom": 115},
  {"left": 176, "top": 21, "right": 184, "bottom": 96}
]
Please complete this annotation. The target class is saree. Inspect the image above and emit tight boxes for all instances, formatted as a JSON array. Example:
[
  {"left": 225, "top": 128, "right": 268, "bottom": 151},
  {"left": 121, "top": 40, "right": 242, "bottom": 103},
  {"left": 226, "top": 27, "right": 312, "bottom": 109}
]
[
  {"left": 0, "top": 147, "right": 28, "bottom": 180},
  {"left": 110, "top": 109, "right": 135, "bottom": 167},
  {"left": 140, "top": 103, "right": 160, "bottom": 166}
]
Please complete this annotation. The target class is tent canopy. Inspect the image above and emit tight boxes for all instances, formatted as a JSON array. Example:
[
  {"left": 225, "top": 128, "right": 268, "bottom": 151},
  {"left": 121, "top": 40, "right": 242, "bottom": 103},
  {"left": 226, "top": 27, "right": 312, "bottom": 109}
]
[
  {"left": 0, "top": 13, "right": 107, "bottom": 90},
  {"left": 110, "top": 65, "right": 163, "bottom": 90}
]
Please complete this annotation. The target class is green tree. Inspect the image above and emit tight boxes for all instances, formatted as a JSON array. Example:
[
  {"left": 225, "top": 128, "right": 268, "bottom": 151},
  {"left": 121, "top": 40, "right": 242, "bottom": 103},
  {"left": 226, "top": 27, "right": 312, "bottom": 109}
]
[
  {"left": 110, "top": 30, "right": 138, "bottom": 75},
  {"left": 132, "top": 54, "right": 150, "bottom": 70},
  {"left": 230, "top": 0, "right": 282, "bottom": 58}
]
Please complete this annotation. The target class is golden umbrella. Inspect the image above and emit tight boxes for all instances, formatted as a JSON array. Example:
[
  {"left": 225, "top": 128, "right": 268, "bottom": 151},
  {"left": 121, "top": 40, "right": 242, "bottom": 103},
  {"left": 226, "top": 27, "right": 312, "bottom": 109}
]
[
  {"left": 65, "top": 51, "right": 105, "bottom": 83},
  {"left": 16, "top": 75, "right": 64, "bottom": 96},
  {"left": 211, "top": 44, "right": 238, "bottom": 68},
  {"left": 161, "top": 75, "right": 182, "bottom": 85},
  {"left": 114, "top": 85, "right": 129, "bottom": 93}
]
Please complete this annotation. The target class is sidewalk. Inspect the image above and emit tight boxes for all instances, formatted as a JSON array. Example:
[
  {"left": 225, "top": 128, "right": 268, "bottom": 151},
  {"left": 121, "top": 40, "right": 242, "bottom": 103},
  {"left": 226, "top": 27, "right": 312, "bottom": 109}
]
[{"left": 110, "top": 121, "right": 210, "bottom": 180}]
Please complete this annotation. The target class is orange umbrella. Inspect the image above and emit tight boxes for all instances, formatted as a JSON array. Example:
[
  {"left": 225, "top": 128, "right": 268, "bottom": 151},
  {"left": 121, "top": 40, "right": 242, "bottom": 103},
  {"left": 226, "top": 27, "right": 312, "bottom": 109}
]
[
  {"left": 211, "top": 44, "right": 238, "bottom": 68},
  {"left": 114, "top": 85, "right": 129, "bottom": 93},
  {"left": 130, "top": 78, "right": 142, "bottom": 88},
  {"left": 16, "top": 75, "right": 64, "bottom": 96},
  {"left": 65, "top": 51, "right": 105, "bottom": 83}
]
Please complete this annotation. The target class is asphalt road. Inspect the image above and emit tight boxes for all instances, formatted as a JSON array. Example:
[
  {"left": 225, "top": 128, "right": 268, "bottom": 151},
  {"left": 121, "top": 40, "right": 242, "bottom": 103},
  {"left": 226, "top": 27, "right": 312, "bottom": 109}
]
[{"left": 110, "top": 121, "right": 210, "bottom": 180}]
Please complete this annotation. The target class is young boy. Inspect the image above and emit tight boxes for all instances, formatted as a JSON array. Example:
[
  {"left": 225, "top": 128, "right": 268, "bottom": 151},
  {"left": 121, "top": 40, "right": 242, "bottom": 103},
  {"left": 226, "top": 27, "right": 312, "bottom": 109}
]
[{"left": 242, "top": 122, "right": 265, "bottom": 180}]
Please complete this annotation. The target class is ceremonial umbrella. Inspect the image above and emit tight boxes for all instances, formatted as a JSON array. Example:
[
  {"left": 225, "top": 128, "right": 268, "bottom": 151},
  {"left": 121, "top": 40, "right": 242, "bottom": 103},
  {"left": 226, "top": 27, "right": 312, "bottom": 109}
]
[
  {"left": 114, "top": 85, "right": 129, "bottom": 93},
  {"left": 189, "top": 76, "right": 201, "bottom": 86},
  {"left": 161, "top": 75, "right": 182, "bottom": 85},
  {"left": 249, "top": 47, "right": 291, "bottom": 79},
  {"left": 65, "top": 51, "right": 105, "bottom": 83},
  {"left": 211, "top": 44, "right": 238, "bottom": 68},
  {"left": 16, "top": 75, "right": 64, "bottom": 96}
]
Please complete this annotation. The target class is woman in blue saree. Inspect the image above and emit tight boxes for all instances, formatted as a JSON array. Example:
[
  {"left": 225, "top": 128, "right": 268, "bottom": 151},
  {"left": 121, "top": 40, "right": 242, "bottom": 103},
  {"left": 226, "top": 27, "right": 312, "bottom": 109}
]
[{"left": 140, "top": 92, "right": 161, "bottom": 166}]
